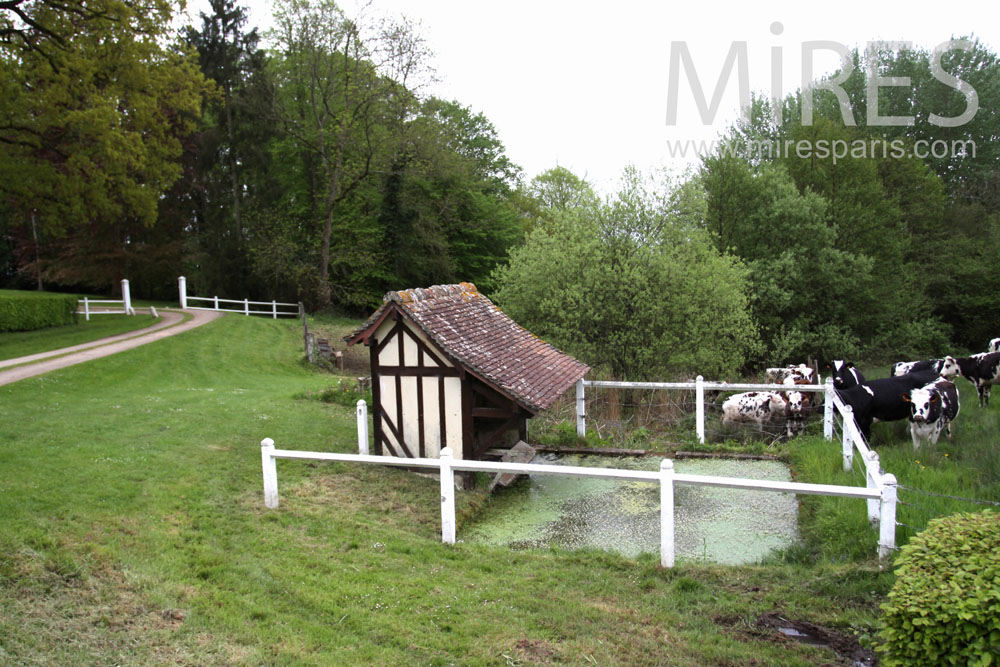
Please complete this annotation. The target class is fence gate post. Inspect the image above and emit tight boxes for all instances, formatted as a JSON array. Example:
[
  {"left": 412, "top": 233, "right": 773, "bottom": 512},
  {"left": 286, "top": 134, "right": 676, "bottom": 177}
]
[
  {"left": 356, "top": 400, "right": 369, "bottom": 455},
  {"left": 178, "top": 276, "right": 187, "bottom": 309},
  {"left": 576, "top": 379, "right": 586, "bottom": 437},
  {"left": 695, "top": 375, "right": 705, "bottom": 444},
  {"left": 121, "top": 278, "right": 133, "bottom": 315},
  {"left": 823, "top": 377, "right": 834, "bottom": 440},
  {"left": 879, "top": 473, "right": 898, "bottom": 561},
  {"left": 866, "top": 451, "right": 881, "bottom": 525},
  {"left": 439, "top": 448, "right": 456, "bottom": 545},
  {"left": 261, "top": 438, "right": 279, "bottom": 509},
  {"left": 660, "top": 459, "right": 675, "bottom": 568},
  {"left": 841, "top": 405, "right": 854, "bottom": 471}
]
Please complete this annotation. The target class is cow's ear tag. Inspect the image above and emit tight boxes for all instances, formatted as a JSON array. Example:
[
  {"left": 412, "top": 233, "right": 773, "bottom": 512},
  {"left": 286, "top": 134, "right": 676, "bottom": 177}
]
[{"left": 901, "top": 393, "right": 911, "bottom": 402}]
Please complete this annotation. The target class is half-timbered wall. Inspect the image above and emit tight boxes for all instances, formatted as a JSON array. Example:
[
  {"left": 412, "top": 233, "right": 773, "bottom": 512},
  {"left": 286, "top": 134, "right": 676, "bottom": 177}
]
[{"left": 373, "top": 316, "right": 464, "bottom": 459}]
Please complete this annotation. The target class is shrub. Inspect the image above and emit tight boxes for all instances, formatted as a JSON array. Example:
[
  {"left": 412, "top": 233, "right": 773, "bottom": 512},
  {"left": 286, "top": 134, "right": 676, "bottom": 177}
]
[
  {"left": 877, "top": 510, "right": 1000, "bottom": 665},
  {"left": 0, "top": 290, "right": 78, "bottom": 332}
]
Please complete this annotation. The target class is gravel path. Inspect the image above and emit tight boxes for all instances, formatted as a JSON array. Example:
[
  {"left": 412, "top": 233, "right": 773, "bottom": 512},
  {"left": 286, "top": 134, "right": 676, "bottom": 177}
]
[{"left": 0, "top": 309, "right": 224, "bottom": 386}]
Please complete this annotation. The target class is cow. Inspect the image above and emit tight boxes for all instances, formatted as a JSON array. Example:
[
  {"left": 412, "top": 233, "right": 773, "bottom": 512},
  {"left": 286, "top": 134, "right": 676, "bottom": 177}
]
[
  {"left": 989, "top": 338, "right": 1000, "bottom": 353},
  {"left": 826, "top": 360, "right": 865, "bottom": 390},
  {"left": 782, "top": 377, "right": 809, "bottom": 436},
  {"left": 953, "top": 352, "right": 1000, "bottom": 407},
  {"left": 902, "top": 378, "right": 960, "bottom": 450},
  {"left": 890, "top": 356, "right": 960, "bottom": 379},
  {"left": 835, "top": 370, "right": 940, "bottom": 441},
  {"left": 765, "top": 364, "right": 814, "bottom": 384},
  {"left": 722, "top": 391, "right": 787, "bottom": 433}
]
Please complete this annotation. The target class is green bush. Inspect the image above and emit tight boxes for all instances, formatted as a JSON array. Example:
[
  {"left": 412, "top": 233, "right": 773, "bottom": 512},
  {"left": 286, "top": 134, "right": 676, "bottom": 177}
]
[
  {"left": 0, "top": 290, "right": 78, "bottom": 332},
  {"left": 878, "top": 510, "right": 1000, "bottom": 665}
]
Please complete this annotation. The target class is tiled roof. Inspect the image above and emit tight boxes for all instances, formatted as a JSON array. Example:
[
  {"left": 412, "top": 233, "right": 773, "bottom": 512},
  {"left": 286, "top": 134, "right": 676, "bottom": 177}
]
[{"left": 345, "top": 283, "right": 590, "bottom": 413}]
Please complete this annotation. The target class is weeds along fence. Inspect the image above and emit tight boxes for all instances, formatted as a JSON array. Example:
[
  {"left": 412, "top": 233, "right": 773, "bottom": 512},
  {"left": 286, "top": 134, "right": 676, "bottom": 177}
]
[
  {"left": 564, "top": 377, "right": 835, "bottom": 445},
  {"left": 177, "top": 276, "right": 300, "bottom": 318},
  {"left": 78, "top": 279, "right": 135, "bottom": 320}
]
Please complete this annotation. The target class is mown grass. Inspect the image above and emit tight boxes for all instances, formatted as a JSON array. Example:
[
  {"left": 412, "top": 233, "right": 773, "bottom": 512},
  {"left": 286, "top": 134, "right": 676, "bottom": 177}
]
[
  {"left": 0, "top": 313, "right": 160, "bottom": 360},
  {"left": 0, "top": 316, "right": 969, "bottom": 665}
]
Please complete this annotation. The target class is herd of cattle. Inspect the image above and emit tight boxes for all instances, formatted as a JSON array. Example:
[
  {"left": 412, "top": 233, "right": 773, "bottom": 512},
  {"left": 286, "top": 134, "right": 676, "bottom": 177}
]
[{"left": 720, "top": 338, "right": 1000, "bottom": 450}]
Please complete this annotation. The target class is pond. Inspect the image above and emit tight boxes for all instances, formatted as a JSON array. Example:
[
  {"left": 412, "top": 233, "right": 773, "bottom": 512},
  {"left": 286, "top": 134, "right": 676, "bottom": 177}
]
[{"left": 462, "top": 455, "right": 799, "bottom": 565}]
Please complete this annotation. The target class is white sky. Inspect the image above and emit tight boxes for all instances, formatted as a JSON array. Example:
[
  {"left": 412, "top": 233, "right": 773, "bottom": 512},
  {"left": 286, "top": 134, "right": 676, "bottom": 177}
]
[{"left": 183, "top": 0, "right": 999, "bottom": 194}]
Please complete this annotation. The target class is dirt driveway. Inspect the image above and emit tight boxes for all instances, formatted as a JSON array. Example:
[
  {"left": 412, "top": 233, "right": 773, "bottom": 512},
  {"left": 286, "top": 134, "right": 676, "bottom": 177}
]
[{"left": 0, "top": 309, "right": 224, "bottom": 386}]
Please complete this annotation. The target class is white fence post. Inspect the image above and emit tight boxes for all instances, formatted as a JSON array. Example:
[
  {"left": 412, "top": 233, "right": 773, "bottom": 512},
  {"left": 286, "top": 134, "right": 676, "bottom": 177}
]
[
  {"left": 695, "top": 375, "right": 705, "bottom": 444},
  {"left": 178, "top": 276, "right": 187, "bottom": 309},
  {"left": 823, "top": 377, "right": 834, "bottom": 440},
  {"left": 213, "top": 295, "right": 219, "bottom": 311},
  {"left": 121, "top": 279, "right": 133, "bottom": 315},
  {"left": 272, "top": 300, "right": 277, "bottom": 319},
  {"left": 356, "top": 400, "right": 369, "bottom": 455},
  {"left": 244, "top": 298, "right": 249, "bottom": 316},
  {"left": 261, "top": 438, "right": 279, "bottom": 509},
  {"left": 879, "top": 473, "right": 898, "bottom": 561},
  {"left": 660, "top": 459, "right": 675, "bottom": 568},
  {"left": 83, "top": 297, "right": 90, "bottom": 321},
  {"left": 439, "top": 448, "right": 456, "bottom": 545},
  {"left": 576, "top": 379, "right": 586, "bottom": 437},
  {"left": 866, "top": 451, "right": 881, "bottom": 525},
  {"left": 841, "top": 405, "right": 854, "bottom": 471}
]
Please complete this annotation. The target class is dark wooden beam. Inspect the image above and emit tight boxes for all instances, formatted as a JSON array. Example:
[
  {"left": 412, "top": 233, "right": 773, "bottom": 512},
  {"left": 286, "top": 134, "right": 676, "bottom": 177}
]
[
  {"left": 370, "top": 341, "right": 383, "bottom": 456},
  {"left": 376, "top": 366, "right": 460, "bottom": 377}
]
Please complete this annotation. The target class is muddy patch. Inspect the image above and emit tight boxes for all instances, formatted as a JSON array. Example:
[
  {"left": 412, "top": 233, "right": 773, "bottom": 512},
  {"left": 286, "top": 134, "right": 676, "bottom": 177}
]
[{"left": 750, "top": 612, "right": 876, "bottom": 666}]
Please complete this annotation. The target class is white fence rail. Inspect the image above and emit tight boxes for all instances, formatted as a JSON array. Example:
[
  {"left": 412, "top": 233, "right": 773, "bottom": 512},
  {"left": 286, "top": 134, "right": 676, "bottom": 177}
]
[
  {"left": 78, "top": 279, "right": 134, "bottom": 321},
  {"left": 260, "top": 431, "right": 896, "bottom": 565},
  {"left": 177, "top": 276, "right": 299, "bottom": 318}
]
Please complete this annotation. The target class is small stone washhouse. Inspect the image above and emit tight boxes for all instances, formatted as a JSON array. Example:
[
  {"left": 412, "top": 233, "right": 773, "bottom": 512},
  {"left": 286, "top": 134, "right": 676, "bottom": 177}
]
[{"left": 344, "top": 283, "right": 589, "bottom": 466}]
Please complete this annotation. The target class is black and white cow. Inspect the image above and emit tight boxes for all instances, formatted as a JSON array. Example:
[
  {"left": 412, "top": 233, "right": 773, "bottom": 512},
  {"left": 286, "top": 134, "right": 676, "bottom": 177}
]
[
  {"left": 954, "top": 352, "right": 1000, "bottom": 407},
  {"left": 902, "top": 378, "right": 960, "bottom": 450},
  {"left": 835, "top": 370, "right": 940, "bottom": 441},
  {"left": 765, "top": 364, "right": 814, "bottom": 384},
  {"left": 782, "top": 377, "right": 809, "bottom": 436},
  {"left": 826, "top": 360, "right": 865, "bottom": 390},
  {"left": 989, "top": 338, "right": 1000, "bottom": 353},
  {"left": 722, "top": 391, "right": 786, "bottom": 432},
  {"left": 890, "top": 356, "right": 960, "bottom": 379}
]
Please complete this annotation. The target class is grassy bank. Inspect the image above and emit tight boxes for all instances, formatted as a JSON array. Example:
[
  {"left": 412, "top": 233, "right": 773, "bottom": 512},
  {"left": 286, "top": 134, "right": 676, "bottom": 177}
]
[
  {"left": 0, "top": 315, "right": 963, "bottom": 664},
  {"left": 0, "top": 313, "right": 160, "bottom": 361}
]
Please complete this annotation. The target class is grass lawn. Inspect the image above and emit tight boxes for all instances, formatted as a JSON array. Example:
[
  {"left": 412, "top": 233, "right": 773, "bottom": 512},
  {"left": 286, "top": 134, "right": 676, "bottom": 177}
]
[
  {"left": 0, "top": 314, "right": 161, "bottom": 361},
  {"left": 3, "top": 316, "right": 994, "bottom": 664}
]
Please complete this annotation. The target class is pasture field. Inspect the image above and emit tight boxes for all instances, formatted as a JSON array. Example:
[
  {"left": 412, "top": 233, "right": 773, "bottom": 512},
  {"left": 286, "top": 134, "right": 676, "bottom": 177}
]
[{"left": 0, "top": 314, "right": 995, "bottom": 664}]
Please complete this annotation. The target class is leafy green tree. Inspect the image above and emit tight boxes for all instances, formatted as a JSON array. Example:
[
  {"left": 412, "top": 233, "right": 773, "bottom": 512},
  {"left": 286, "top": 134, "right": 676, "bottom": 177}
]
[{"left": 494, "top": 168, "right": 758, "bottom": 379}]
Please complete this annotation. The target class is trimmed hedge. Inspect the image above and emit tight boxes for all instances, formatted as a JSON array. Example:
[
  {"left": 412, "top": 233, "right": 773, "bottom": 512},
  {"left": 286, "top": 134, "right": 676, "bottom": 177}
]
[
  {"left": 878, "top": 510, "right": 1000, "bottom": 665},
  {"left": 0, "top": 290, "right": 78, "bottom": 332}
]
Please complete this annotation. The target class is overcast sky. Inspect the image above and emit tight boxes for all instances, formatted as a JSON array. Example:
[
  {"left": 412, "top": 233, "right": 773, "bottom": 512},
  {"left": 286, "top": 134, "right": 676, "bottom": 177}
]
[{"left": 183, "top": 0, "right": 999, "bottom": 194}]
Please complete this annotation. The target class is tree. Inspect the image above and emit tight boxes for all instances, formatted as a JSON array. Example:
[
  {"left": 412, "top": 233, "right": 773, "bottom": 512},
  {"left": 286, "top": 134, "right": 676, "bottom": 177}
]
[
  {"left": 494, "top": 168, "right": 758, "bottom": 379},
  {"left": 267, "top": 0, "right": 431, "bottom": 306}
]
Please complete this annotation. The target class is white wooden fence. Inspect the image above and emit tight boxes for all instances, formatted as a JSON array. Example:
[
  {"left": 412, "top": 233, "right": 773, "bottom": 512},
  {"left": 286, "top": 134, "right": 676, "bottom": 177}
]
[
  {"left": 177, "top": 276, "right": 300, "bottom": 318},
  {"left": 574, "top": 376, "right": 835, "bottom": 443},
  {"left": 78, "top": 279, "right": 135, "bottom": 321},
  {"left": 260, "top": 387, "right": 899, "bottom": 565}
]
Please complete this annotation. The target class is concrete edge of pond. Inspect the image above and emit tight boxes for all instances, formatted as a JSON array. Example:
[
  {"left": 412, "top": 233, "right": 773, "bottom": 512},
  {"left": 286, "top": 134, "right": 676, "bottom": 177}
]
[{"left": 529, "top": 445, "right": 783, "bottom": 462}]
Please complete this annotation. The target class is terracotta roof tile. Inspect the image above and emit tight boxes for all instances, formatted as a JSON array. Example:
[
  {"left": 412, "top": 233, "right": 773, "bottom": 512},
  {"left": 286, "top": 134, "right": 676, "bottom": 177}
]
[{"left": 346, "top": 283, "right": 589, "bottom": 412}]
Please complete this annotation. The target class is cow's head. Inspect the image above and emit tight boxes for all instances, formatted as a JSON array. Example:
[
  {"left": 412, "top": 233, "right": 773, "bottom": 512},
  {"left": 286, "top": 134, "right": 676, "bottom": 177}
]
[
  {"left": 828, "top": 360, "right": 858, "bottom": 389},
  {"left": 903, "top": 389, "right": 939, "bottom": 423},
  {"left": 939, "top": 356, "right": 960, "bottom": 378}
]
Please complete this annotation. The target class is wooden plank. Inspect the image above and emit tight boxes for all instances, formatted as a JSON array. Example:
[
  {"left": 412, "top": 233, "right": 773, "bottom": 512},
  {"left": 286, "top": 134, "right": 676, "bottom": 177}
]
[{"left": 489, "top": 441, "right": 537, "bottom": 492}]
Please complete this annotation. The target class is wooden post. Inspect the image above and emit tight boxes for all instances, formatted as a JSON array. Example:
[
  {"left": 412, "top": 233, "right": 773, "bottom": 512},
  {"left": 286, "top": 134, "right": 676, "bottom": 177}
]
[
  {"left": 121, "top": 279, "right": 133, "bottom": 315},
  {"left": 261, "top": 438, "right": 279, "bottom": 509},
  {"left": 244, "top": 298, "right": 249, "bottom": 316},
  {"left": 305, "top": 332, "right": 315, "bottom": 363},
  {"left": 178, "top": 276, "right": 187, "bottom": 309},
  {"left": 83, "top": 297, "right": 90, "bottom": 321},
  {"left": 576, "top": 379, "right": 586, "bottom": 437},
  {"left": 357, "top": 400, "right": 369, "bottom": 455},
  {"left": 439, "top": 447, "right": 456, "bottom": 545},
  {"left": 695, "top": 375, "right": 705, "bottom": 444},
  {"left": 823, "top": 377, "right": 834, "bottom": 440},
  {"left": 866, "top": 451, "right": 880, "bottom": 525},
  {"left": 213, "top": 295, "right": 219, "bottom": 311},
  {"left": 841, "top": 405, "right": 854, "bottom": 471},
  {"left": 879, "top": 473, "right": 898, "bottom": 561},
  {"left": 660, "top": 459, "right": 675, "bottom": 568},
  {"left": 272, "top": 300, "right": 277, "bottom": 319}
]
